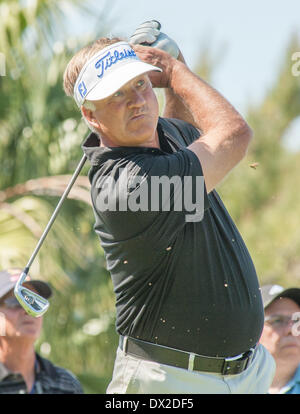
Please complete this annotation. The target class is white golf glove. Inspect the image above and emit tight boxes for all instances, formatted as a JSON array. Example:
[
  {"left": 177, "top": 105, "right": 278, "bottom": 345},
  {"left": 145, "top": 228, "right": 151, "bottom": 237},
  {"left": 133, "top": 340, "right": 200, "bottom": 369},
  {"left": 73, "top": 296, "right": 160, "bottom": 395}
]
[{"left": 130, "top": 20, "right": 180, "bottom": 59}]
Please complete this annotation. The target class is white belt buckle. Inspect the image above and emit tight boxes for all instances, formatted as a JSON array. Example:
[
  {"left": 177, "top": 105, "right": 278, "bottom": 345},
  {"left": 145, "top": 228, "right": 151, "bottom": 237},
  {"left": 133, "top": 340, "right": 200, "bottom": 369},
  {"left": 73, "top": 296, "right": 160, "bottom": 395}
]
[{"left": 188, "top": 353, "right": 196, "bottom": 371}]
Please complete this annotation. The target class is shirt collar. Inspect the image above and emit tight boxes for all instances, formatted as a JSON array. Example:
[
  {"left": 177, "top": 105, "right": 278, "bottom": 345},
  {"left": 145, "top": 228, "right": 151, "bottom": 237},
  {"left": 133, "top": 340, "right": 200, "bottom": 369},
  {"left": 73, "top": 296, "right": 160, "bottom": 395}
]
[
  {"left": 0, "top": 362, "right": 12, "bottom": 381},
  {"left": 0, "top": 354, "right": 40, "bottom": 381},
  {"left": 81, "top": 117, "right": 176, "bottom": 167},
  {"left": 279, "top": 364, "right": 300, "bottom": 394}
]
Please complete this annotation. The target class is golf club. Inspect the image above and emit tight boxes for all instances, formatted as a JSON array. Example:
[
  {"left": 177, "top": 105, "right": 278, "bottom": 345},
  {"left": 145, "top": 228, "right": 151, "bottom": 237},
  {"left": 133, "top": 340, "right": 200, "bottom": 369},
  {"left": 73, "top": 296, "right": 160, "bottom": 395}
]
[{"left": 14, "top": 154, "right": 87, "bottom": 317}]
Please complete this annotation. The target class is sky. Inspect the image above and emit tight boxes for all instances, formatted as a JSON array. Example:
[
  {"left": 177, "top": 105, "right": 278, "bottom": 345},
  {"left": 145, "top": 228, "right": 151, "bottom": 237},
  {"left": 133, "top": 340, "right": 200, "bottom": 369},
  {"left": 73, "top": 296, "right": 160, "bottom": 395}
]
[{"left": 66, "top": 0, "right": 300, "bottom": 117}]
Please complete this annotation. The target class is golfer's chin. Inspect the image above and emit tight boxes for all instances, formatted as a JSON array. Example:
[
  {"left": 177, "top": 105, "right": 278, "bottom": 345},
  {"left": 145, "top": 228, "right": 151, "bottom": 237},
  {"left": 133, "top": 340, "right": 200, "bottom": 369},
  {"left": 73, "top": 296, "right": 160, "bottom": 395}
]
[{"left": 125, "top": 118, "right": 158, "bottom": 146}]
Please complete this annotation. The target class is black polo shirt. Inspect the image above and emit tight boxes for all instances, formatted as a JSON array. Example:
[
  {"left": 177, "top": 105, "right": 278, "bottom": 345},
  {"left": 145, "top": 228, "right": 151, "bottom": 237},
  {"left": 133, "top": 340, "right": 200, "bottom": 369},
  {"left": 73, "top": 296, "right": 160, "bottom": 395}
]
[{"left": 82, "top": 117, "right": 264, "bottom": 357}]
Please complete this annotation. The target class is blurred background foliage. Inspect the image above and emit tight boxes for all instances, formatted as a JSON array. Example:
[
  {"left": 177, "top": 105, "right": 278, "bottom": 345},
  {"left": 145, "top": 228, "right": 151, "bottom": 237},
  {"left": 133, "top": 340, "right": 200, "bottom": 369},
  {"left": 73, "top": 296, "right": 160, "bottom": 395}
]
[{"left": 0, "top": 0, "right": 300, "bottom": 393}]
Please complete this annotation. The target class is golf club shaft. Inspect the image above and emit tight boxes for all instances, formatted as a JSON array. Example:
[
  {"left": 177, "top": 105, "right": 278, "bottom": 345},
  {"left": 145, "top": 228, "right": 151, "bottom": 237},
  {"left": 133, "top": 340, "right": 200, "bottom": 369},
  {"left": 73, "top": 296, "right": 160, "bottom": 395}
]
[{"left": 20, "top": 154, "right": 87, "bottom": 282}]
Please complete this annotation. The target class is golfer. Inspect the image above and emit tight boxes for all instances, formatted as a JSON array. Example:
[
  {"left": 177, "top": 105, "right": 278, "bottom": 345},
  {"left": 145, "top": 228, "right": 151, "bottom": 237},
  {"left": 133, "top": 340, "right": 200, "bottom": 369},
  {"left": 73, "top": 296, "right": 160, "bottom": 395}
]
[{"left": 63, "top": 22, "right": 275, "bottom": 393}]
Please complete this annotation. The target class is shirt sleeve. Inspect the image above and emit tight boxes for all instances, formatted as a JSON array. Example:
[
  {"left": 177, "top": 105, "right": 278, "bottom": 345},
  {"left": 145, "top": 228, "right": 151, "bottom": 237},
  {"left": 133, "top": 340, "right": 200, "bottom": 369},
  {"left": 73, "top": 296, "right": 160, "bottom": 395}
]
[
  {"left": 91, "top": 147, "right": 209, "bottom": 250},
  {"left": 165, "top": 117, "right": 201, "bottom": 145}
]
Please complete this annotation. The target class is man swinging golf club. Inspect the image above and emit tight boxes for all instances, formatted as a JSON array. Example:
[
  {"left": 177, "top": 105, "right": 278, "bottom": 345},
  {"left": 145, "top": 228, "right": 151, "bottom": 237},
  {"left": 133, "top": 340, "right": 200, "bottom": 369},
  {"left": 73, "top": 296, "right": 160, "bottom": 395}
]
[
  {"left": 62, "top": 20, "right": 276, "bottom": 393},
  {"left": 17, "top": 20, "right": 276, "bottom": 393}
]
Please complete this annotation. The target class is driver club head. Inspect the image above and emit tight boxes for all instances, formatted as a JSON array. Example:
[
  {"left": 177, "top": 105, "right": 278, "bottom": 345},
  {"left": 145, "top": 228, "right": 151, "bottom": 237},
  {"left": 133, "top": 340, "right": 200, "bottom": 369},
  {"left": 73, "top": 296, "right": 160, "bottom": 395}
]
[{"left": 14, "top": 279, "right": 49, "bottom": 317}]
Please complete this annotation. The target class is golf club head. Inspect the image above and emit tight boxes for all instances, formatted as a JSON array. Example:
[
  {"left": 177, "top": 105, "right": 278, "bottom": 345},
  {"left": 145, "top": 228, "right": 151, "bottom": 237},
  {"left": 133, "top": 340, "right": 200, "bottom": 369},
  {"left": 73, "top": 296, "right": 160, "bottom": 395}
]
[{"left": 14, "top": 274, "right": 49, "bottom": 317}]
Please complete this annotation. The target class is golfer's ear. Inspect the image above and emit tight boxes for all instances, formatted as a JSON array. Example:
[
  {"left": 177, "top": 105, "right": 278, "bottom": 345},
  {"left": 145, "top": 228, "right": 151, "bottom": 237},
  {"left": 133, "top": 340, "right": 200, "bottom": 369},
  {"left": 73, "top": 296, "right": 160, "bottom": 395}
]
[{"left": 81, "top": 105, "right": 99, "bottom": 129}]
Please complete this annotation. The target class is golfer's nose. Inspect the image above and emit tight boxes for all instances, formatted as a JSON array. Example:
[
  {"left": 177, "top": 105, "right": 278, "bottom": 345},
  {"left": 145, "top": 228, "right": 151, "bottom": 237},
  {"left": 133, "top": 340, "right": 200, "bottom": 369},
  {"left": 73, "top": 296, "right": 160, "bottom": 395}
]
[{"left": 127, "top": 88, "right": 146, "bottom": 108}]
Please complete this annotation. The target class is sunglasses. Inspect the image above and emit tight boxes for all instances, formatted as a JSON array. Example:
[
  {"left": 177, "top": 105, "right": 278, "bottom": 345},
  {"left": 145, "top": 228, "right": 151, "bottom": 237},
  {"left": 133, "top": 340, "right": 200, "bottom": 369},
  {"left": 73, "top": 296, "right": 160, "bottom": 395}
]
[
  {"left": 265, "top": 314, "right": 300, "bottom": 329},
  {"left": 0, "top": 296, "right": 23, "bottom": 309}
]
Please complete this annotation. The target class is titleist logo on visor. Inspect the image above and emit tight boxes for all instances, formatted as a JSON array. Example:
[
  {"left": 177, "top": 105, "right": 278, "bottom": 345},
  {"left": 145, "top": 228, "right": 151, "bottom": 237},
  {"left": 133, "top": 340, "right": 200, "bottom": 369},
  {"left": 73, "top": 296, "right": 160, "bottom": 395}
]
[
  {"left": 73, "top": 41, "right": 161, "bottom": 106},
  {"left": 74, "top": 42, "right": 139, "bottom": 106},
  {"left": 94, "top": 47, "right": 137, "bottom": 79}
]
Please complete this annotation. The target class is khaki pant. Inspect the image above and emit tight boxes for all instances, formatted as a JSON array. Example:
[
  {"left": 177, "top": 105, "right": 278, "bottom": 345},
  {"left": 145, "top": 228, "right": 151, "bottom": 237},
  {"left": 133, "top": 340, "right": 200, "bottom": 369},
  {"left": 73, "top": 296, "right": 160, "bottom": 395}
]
[{"left": 106, "top": 343, "right": 275, "bottom": 394}]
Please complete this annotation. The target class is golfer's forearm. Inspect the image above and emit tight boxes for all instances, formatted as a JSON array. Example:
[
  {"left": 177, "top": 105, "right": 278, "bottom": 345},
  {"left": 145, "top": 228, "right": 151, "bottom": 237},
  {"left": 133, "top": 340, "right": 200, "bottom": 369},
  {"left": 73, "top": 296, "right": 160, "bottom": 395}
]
[
  {"left": 169, "top": 61, "right": 252, "bottom": 139},
  {"left": 168, "top": 61, "right": 253, "bottom": 193},
  {"left": 163, "top": 50, "right": 197, "bottom": 126}
]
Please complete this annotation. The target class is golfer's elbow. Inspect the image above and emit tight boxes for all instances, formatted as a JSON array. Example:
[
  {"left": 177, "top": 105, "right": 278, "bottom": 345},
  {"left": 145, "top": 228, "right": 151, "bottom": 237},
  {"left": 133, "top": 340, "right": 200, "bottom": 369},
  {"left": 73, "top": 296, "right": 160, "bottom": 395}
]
[{"left": 233, "top": 119, "right": 253, "bottom": 161}]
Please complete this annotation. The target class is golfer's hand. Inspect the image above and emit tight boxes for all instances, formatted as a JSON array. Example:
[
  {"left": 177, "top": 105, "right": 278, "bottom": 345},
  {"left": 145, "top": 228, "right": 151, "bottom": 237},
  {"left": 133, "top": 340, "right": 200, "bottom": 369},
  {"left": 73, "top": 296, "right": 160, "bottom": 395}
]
[
  {"left": 130, "top": 20, "right": 180, "bottom": 59},
  {"left": 132, "top": 44, "right": 182, "bottom": 89}
]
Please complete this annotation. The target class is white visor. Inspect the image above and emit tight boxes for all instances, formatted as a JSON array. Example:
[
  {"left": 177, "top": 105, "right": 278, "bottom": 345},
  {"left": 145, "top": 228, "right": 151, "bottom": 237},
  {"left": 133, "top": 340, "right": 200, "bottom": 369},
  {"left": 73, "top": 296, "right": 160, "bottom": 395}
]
[{"left": 73, "top": 41, "right": 162, "bottom": 107}]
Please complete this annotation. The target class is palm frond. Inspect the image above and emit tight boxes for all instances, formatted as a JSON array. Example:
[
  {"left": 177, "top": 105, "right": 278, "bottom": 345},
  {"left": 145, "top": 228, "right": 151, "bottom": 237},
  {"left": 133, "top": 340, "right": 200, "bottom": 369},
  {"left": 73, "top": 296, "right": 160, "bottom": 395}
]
[{"left": 0, "top": 175, "right": 91, "bottom": 205}]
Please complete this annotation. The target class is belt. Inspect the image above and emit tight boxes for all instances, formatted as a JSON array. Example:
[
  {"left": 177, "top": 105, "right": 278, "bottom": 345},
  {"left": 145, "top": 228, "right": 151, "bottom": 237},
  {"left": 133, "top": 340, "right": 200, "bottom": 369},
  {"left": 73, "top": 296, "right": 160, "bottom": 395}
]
[{"left": 119, "top": 335, "right": 257, "bottom": 376}]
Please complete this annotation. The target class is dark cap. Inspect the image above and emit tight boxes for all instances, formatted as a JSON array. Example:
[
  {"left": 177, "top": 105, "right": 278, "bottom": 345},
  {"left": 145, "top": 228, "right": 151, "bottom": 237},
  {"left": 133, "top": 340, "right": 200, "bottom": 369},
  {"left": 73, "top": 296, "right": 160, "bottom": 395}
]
[
  {"left": 261, "top": 284, "right": 300, "bottom": 309},
  {"left": 0, "top": 268, "right": 52, "bottom": 300}
]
